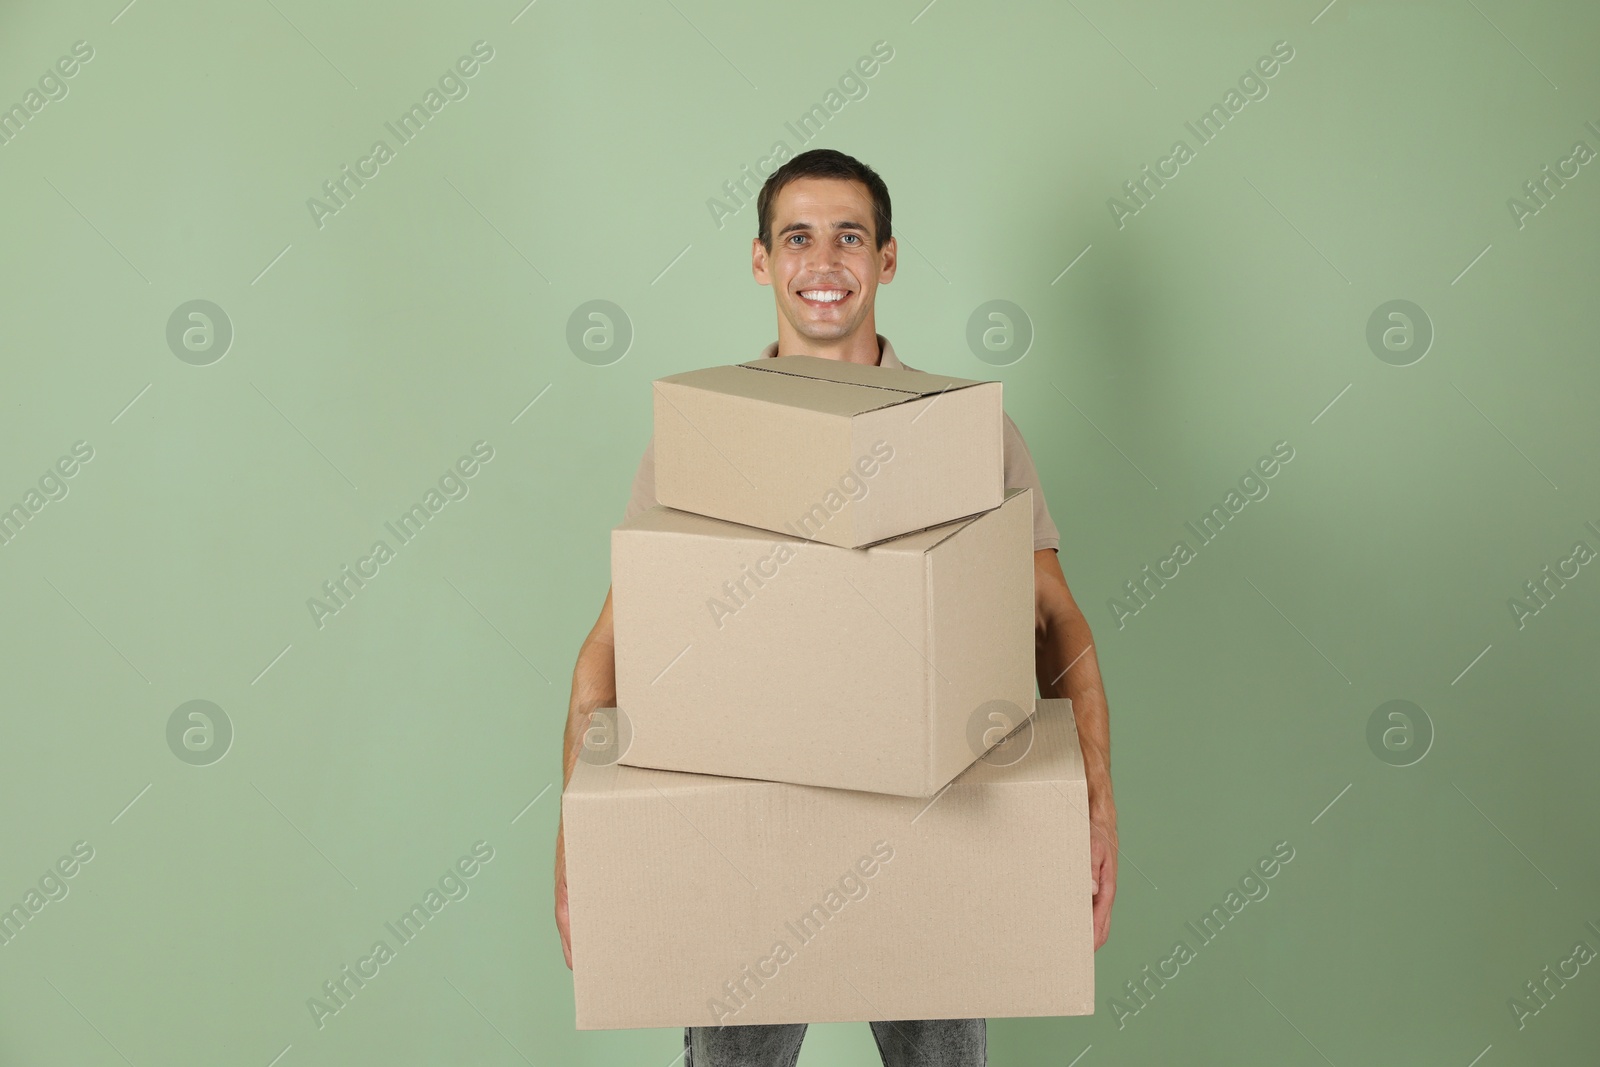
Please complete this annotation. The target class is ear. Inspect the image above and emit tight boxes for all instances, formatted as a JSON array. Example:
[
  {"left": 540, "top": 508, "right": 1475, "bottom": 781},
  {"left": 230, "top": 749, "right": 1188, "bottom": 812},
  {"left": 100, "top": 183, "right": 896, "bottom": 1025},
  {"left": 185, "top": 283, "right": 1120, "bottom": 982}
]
[
  {"left": 877, "top": 236, "right": 897, "bottom": 283},
  {"left": 752, "top": 237, "right": 771, "bottom": 285}
]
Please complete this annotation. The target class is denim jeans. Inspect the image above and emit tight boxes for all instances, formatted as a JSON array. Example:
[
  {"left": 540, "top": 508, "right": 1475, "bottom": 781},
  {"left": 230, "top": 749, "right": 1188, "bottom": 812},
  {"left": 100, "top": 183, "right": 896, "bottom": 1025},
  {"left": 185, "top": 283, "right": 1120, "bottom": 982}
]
[{"left": 684, "top": 1018, "right": 985, "bottom": 1066}]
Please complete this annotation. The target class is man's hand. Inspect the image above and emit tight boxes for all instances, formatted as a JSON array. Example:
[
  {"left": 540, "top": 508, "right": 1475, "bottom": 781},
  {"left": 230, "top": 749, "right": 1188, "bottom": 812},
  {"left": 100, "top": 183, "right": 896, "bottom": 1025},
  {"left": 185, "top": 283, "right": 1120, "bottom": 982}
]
[
  {"left": 1033, "top": 548, "right": 1117, "bottom": 950},
  {"left": 555, "top": 825, "right": 573, "bottom": 969},
  {"left": 1088, "top": 797, "right": 1118, "bottom": 950},
  {"left": 557, "top": 588, "right": 618, "bottom": 973}
]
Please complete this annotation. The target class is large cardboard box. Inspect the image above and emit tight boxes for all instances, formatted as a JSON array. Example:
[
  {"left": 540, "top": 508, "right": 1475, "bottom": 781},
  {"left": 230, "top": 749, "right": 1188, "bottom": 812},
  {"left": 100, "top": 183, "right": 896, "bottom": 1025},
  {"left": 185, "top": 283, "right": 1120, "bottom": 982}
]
[
  {"left": 611, "top": 488, "right": 1036, "bottom": 797},
  {"left": 564, "top": 697, "right": 1093, "bottom": 1030},
  {"left": 653, "top": 354, "right": 1003, "bottom": 548}
]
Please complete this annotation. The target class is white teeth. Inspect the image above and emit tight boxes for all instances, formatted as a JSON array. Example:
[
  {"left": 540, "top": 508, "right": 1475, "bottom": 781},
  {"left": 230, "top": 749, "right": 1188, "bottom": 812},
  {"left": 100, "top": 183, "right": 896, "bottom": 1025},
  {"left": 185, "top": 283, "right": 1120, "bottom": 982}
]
[{"left": 800, "top": 290, "right": 847, "bottom": 302}]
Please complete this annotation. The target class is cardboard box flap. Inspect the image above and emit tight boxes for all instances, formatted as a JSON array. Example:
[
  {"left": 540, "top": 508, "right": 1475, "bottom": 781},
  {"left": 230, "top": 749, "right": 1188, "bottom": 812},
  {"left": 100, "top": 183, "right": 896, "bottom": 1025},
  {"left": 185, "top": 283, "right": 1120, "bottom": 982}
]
[
  {"left": 573, "top": 697, "right": 1082, "bottom": 799},
  {"left": 564, "top": 758, "right": 754, "bottom": 799},
  {"left": 616, "top": 489, "right": 1026, "bottom": 555},
  {"left": 739, "top": 354, "right": 989, "bottom": 403},
  {"left": 659, "top": 361, "right": 940, "bottom": 420},
  {"left": 867, "top": 487, "right": 1028, "bottom": 554},
  {"left": 618, "top": 503, "right": 785, "bottom": 544},
  {"left": 651, "top": 354, "right": 1004, "bottom": 549},
  {"left": 953, "top": 697, "right": 1085, "bottom": 788}
]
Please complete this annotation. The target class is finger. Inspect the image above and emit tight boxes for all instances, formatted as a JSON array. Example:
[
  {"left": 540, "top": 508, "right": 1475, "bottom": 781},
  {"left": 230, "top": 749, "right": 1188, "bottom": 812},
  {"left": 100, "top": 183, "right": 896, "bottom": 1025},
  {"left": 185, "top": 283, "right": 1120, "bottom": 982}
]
[
  {"left": 1094, "top": 898, "right": 1112, "bottom": 944},
  {"left": 556, "top": 882, "right": 573, "bottom": 969},
  {"left": 1093, "top": 887, "right": 1113, "bottom": 926}
]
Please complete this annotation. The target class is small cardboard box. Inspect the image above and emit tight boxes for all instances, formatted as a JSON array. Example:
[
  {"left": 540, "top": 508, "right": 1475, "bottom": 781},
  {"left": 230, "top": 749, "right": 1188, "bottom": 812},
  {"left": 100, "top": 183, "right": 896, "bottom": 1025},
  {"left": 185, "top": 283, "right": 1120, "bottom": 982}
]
[
  {"left": 611, "top": 488, "right": 1035, "bottom": 797},
  {"left": 564, "top": 697, "right": 1094, "bottom": 1030},
  {"left": 652, "top": 354, "right": 1003, "bottom": 548}
]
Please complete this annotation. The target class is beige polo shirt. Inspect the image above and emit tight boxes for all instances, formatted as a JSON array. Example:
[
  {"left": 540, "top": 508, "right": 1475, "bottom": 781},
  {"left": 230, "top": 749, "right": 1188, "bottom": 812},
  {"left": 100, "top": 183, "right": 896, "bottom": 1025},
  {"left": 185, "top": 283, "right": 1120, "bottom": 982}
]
[{"left": 622, "top": 333, "right": 1062, "bottom": 552}]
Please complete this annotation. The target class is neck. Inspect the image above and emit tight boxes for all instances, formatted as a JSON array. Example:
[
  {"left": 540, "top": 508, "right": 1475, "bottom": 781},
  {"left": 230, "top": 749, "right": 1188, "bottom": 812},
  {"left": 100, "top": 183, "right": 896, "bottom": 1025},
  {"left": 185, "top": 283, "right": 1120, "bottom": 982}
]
[{"left": 773, "top": 319, "right": 882, "bottom": 366}]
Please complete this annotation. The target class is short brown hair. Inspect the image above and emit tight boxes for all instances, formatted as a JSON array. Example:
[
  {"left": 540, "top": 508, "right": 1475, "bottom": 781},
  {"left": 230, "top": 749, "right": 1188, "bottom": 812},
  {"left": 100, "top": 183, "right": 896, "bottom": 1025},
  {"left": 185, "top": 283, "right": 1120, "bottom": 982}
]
[{"left": 756, "top": 148, "right": 892, "bottom": 253}]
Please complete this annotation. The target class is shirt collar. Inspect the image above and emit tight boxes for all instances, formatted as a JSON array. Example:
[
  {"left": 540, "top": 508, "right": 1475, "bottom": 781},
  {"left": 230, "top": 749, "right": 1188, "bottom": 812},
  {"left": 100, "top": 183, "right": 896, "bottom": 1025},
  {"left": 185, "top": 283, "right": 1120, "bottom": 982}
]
[{"left": 758, "top": 334, "right": 908, "bottom": 371}]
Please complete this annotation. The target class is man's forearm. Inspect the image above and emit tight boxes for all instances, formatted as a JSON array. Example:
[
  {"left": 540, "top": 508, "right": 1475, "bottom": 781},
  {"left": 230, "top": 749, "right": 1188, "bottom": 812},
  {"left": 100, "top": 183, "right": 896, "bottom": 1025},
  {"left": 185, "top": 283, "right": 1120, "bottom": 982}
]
[
  {"left": 1037, "top": 602, "right": 1113, "bottom": 809},
  {"left": 562, "top": 635, "right": 617, "bottom": 789}
]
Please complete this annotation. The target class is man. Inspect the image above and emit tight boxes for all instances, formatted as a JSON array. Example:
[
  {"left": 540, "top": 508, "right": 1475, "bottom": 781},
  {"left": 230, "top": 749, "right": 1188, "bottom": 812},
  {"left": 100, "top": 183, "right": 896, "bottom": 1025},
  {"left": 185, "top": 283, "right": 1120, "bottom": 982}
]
[{"left": 556, "top": 148, "right": 1117, "bottom": 1066}]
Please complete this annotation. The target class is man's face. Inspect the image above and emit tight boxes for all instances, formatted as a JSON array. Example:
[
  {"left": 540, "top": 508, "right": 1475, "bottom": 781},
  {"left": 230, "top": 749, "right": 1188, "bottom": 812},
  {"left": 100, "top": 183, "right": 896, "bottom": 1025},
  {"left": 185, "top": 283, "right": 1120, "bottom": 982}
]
[{"left": 753, "top": 177, "right": 896, "bottom": 344}]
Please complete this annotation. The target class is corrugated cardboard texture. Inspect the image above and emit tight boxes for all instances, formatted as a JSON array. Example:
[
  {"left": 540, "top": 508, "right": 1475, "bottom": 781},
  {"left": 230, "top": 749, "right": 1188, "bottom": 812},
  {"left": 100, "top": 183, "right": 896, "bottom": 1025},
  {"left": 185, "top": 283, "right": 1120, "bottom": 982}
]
[
  {"left": 653, "top": 354, "right": 1003, "bottom": 547},
  {"left": 563, "top": 697, "right": 1094, "bottom": 1030},
  {"left": 612, "top": 489, "right": 1035, "bottom": 796}
]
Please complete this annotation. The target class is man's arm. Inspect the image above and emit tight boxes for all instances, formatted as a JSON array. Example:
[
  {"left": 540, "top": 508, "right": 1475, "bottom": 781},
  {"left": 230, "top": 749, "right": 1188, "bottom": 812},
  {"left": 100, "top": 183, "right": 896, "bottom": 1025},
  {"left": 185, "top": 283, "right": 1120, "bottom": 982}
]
[
  {"left": 1033, "top": 547, "right": 1118, "bottom": 950},
  {"left": 555, "top": 586, "right": 618, "bottom": 970}
]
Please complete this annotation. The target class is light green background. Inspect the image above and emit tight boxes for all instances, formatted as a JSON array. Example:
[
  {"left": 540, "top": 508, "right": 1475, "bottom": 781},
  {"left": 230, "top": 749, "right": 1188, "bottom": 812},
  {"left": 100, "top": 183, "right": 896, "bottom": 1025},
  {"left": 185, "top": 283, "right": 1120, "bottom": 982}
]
[{"left": 1, "top": 0, "right": 1596, "bottom": 1064}]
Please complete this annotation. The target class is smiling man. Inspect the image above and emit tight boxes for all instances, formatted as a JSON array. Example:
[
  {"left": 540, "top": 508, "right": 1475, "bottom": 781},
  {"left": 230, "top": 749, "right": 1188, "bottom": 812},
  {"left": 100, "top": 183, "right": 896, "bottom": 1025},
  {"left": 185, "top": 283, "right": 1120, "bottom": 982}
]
[{"left": 555, "top": 148, "right": 1118, "bottom": 1067}]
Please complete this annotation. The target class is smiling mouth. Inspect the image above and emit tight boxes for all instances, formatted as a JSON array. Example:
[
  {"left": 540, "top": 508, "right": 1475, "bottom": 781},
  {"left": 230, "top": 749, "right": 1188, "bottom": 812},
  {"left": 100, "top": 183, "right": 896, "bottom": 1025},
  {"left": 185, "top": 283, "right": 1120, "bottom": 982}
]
[{"left": 797, "top": 288, "right": 853, "bottom": 310}]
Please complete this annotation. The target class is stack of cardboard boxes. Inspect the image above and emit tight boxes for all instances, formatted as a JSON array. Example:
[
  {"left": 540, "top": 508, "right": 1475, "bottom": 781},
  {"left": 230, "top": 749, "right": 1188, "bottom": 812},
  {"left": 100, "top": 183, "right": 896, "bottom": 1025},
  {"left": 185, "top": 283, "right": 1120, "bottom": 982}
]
[{"left": 563, "top": 355, "right": 1094, "bottom": 1030}]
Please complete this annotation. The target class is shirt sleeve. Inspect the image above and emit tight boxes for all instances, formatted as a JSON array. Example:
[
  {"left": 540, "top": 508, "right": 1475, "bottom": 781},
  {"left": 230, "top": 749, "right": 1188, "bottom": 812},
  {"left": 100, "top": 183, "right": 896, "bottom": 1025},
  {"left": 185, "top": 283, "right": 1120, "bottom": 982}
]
[
  {"left": 1002, "top": 412, "right": 1061, "bottom": 553},
  {"left": 621, "top": 437, "right": 657, "bottom": 525}
]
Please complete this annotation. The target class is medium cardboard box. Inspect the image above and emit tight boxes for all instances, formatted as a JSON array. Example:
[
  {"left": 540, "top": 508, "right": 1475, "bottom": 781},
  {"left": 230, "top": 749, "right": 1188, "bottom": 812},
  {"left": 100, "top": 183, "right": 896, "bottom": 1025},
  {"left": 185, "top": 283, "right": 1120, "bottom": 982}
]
[
  {"left": 611, "top": 488, "right": 1036, "bottom": 797},
  {"left": 563, "top": 697, "right": 1093, "bottom": 1030},
  {"left": 653, "top": 354, "right": 1003, "bottom": 548}
]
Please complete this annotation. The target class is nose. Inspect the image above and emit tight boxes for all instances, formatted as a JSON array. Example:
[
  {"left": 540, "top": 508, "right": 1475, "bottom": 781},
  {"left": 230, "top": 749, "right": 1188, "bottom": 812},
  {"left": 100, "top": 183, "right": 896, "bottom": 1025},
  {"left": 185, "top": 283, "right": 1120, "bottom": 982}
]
[{"left": 803, "top": 241, "right": 844, "bottom": 274}]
